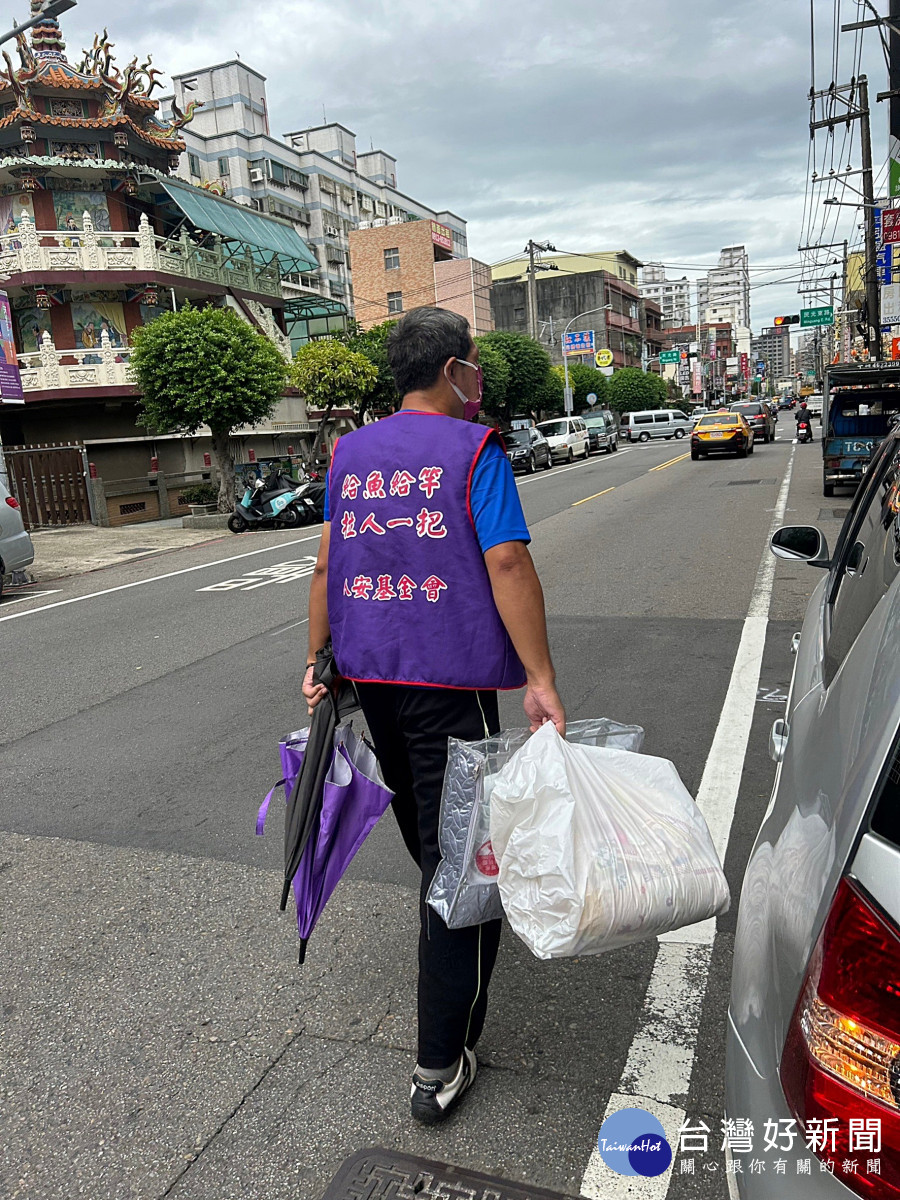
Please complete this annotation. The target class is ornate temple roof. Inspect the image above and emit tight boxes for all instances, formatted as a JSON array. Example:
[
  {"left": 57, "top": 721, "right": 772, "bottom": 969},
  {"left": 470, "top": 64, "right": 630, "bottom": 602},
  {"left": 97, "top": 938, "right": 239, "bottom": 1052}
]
[{"left": 0, "top": 2, "right": 201, "bottom": 157}]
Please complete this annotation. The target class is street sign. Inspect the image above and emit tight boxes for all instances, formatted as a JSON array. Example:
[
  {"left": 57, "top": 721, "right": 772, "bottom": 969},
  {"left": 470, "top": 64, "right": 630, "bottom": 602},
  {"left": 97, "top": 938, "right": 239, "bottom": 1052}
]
[
  {"left": 806, "top": 369, "right": 816, "bottom": 378},
  {"left": 563, "top": 330, "right": 595, "bottom": 357},
  {"left": 585, "top": 392, "right": 598, "bottom": 406},
  {"left": 659, "top": 350, "right": 679, "bottom": 364},
  {"left": 754, "top": 374, "right": 763, "bottom": 382},
  {"left": 884, "top": 208, "right": 900, "bottom": 244},
  {"left": 594, "top": 347, "right": 614, "bottom": 368},
  {"left": 881, "top": 283, "right": 900, "bottom": 325},
  {"left": 800, "top": 306, "right": 834, "bottom": 328}
]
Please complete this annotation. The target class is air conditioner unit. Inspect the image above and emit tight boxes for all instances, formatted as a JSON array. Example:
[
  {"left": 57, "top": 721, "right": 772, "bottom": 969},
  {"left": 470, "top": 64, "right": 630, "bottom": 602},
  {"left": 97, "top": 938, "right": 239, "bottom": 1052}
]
[
  {"left": 357, "top": 220, "right": 370, "bottom": 230},
  {"left": 387, "top": 215, "right": 403, "bottom": 225},
  {"left": 249, "top": 168, "right": 265, "bottom": 183},
  {"left": 323, "top": 224, "right": 340, "bottom": 238},
  {"left": 372, "top": 218, "right": 387, "bottom": 228}
]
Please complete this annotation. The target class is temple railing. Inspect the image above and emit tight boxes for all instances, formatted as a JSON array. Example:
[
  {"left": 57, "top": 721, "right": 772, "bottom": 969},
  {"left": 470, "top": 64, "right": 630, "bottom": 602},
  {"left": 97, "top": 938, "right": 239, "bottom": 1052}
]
[{"left": 0, "top": 211, "right": 283, "bottom": 299}]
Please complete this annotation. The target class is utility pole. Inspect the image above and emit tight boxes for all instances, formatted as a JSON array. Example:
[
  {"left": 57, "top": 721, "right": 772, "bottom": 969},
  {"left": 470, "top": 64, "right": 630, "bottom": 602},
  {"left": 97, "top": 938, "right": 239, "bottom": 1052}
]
[
  {"left": 810, "top": 76, "right": 880, "bottom": 358},
  {"left": 524, "top": 239, "right": 555, "bottom": 342},
  {"left": 891, "top": 0, "right": 900, "bottom": 196}
]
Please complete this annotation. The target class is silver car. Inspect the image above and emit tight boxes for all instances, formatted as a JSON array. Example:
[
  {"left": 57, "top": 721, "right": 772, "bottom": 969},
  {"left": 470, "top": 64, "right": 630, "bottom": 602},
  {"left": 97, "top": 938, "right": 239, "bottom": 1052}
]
[
  {"left": 0, "top": 476, "right": 34, "bottom": 597},
  {"left": 725, "top": 426, "right": 900, "bottom": 1196}
]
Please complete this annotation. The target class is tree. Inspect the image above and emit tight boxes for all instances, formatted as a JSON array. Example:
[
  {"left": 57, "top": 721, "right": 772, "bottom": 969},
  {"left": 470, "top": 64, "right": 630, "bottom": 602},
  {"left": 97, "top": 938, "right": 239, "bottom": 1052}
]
[
  {"left": 290, "top": 339, "right": 378, "bottom": 466},
  {"left": 476, "top": 330, "right": 552, "bottom": 419},
  {"left": 474, "top": 337, "right": 511, "bottom": 420},
  {"left": 130, "top": 304, "right": 289, "bottom": 512},
  {"left": 341, "top": 319, "right": 399, "bottom": 415},
  {"left": 533, "top": 367, "right": 565, "bottom": 419},
  {"left": 607, "top": 367, "right": 668, "bottom": 414},
  {"left": 553, "top": 362, "right": 609, "bottom": 412}
]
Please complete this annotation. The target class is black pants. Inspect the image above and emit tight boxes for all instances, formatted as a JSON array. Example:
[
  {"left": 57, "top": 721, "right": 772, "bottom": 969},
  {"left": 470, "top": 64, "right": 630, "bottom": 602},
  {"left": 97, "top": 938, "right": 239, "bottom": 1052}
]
[{"left": 356, "top": 682, "right": 503, "bottom": 1070}]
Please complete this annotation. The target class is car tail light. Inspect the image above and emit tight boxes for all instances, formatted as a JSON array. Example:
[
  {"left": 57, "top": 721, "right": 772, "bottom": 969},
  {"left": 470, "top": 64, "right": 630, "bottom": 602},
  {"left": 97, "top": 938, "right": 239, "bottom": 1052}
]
[
  {"left": 826, "top": 457, "right": 841, "bottom": 468},
  {"left": 5, "top": 495, "right": 20, "bottom": 509},
  {"left": 780, "top": 878, "right": 900, "bottom": 1194}
]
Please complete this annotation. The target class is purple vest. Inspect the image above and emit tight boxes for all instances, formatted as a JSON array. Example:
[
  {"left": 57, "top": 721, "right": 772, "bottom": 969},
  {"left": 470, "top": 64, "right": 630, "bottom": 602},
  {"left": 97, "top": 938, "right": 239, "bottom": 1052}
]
[{"left": 327, "top": 411, "right": 526, "bottom": 690}]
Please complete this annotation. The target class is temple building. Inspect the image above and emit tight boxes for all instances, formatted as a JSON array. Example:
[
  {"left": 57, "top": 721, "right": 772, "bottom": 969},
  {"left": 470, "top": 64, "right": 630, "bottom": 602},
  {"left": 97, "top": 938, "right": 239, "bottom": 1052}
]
[{"left": 0, "top": 4, "right": 332, "bottom": 523}]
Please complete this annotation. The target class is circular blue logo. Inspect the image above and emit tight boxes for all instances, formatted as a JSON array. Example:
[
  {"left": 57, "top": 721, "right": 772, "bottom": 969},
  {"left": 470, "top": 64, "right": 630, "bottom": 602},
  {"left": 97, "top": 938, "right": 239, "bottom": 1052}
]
[{"left": 597, "top": 1108, "right": 672, "bottom": 1178}]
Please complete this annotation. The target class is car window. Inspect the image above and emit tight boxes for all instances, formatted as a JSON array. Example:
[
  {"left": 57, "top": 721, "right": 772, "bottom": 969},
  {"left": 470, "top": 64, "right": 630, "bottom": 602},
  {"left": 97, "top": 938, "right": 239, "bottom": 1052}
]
[
  {"left": 633, "top": 414, "right": 653, "bottom": 425},
  {"left": 697, "top": 414, "right": 736, "bottom": 427},
  {"left": 825, "top": 438, "right": 900, "bottom": 684},
  {"left": 537, "top": 420, "right": 567, "bottom": 437},
  {"left": 674, "top": 412, "right": 688, "bottom": 422},
  {"left": 654, "top": 413, "right": 670, "bottom": 423}
]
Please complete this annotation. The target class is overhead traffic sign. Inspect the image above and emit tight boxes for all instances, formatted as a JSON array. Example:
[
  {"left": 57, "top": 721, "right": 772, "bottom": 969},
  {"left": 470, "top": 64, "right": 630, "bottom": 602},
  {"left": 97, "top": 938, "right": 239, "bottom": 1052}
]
[
  {"left": 595, "top": 348, "right": 614, "bottom": 368},
  {"left": 659, "top": 350, "right": 679, "bottom": 364},
  {"left": 800, "top": 306, "right": 834, "bottom": 328}
]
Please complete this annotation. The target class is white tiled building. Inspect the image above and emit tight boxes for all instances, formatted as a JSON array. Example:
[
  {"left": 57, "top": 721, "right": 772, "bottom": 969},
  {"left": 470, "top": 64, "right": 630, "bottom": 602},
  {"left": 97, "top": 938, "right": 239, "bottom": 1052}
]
[
  {"left": 697, "top": 245, "right": 751, "bottom": 331},
  {"left": 160, "top": 61, "right": 468, "bottom": 321},
  {"left": 639, "top": 262, "right": 693, "bottom": 327}
]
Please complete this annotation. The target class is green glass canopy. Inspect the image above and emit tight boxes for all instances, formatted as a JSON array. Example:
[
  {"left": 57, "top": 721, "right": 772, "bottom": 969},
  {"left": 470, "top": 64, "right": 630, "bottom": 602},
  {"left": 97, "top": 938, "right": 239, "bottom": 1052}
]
[{"left": 158, "top": 178, "right": 319, "bottom": 274}]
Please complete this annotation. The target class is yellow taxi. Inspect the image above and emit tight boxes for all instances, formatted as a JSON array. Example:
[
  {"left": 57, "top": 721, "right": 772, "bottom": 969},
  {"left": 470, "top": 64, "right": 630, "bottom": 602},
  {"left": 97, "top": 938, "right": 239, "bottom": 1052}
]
[{"left": 690, "top": 410, "right": 754, "bottom": 460}]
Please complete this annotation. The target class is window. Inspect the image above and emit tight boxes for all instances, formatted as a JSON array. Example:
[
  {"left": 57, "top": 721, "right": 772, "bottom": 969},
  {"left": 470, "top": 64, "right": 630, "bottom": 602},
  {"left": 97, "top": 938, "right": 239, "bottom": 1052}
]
[
  {"left": 217, "top": 156, "right": 230, "bottom": 176},
  {"left": 384, "top": 247, "right": 400, "bottom": 271},
  {"left": 387, "top": 291, "right": 403, "bottom": 314},
  {"left": 514, "top": 307, "right": 526, "bottom": 322},
  {"left": 824, "top": 440, "right": 900, "bottom": 682},
  {"left": 188, "top": 153, "right": 200, "bottom": 177},
  {"left": 634, "top": 415, "right": 653, "bottom": 425},
  {"left": 654, "top": 413, "right": 670, "bottom": 424},
  {"left": 270, "top": 161, "right": 286, "bottom": 184}
]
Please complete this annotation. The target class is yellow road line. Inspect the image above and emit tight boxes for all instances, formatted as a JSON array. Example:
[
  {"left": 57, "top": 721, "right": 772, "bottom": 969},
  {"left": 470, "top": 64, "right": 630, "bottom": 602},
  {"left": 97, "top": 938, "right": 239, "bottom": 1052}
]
[
  {"left": 571, "top": 487, "right": 615, "bottom": 507},
  {"left": 649, "top": 452, "right": 690, "bottom": 472}
]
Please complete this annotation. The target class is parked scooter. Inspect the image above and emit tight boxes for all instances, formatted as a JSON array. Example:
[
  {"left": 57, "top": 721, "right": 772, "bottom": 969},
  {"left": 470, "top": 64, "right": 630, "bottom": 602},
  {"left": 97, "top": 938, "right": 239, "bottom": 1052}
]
[
  {"left": 290, "top": 477, "right": 327, "bottom": 526},
  {"left": 228, "top": 469, "right": 307, "bottom": 533}
]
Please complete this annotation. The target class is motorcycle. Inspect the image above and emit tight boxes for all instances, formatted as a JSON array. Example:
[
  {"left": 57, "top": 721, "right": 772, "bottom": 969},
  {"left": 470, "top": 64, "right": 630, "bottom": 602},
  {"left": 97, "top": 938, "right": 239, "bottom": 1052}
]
[
  {"left": 291, "top": 477, "right": 327, "bottom": 526},
  {"left": 797, "top": 419, "right": 812, "bottom": 444},
  {"left": 228, "top": 469, "right": 308, "bottom": 533}
]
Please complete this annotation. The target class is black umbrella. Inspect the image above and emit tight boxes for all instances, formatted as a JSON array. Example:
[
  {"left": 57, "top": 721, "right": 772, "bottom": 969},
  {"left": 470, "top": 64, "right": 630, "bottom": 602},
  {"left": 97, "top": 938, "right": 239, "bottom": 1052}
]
[{"left": 280, "top": 641, "right": 359, "bottom": 911}]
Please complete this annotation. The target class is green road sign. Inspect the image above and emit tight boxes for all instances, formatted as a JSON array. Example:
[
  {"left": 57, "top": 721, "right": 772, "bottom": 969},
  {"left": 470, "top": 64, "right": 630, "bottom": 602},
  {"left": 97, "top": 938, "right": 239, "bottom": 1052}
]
[
  {"left": 659, "top": 350, "right": 679, "bottom": 364},
  {"left": 806, "top": 369, "right": 816, "bottom": 378},
  {"left": 800, "top": 306, "right": 834, "bottom": 328}
]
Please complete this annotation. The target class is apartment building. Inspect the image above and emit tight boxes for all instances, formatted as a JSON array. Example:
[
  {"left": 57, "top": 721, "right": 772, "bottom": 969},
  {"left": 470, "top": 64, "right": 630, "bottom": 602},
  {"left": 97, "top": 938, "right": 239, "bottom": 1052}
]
[
  {"left": 639, "top": 263, "right": 693, "bottom": 327},
  {"left": 751, "top": 325, "right": 792, "bottom": 378},
  {"left": 160, "top": 61, "right": 468, "bottom": 331},
  {"left": 697, "top": 245, "right": 751, "bottom": 330}
]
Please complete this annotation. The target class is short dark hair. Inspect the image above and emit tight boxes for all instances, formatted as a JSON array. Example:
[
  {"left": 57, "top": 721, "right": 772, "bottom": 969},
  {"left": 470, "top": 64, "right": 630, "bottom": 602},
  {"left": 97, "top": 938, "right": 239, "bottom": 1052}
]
[{"left": 386, "top": 307, "right": 472, "bottom": 396}]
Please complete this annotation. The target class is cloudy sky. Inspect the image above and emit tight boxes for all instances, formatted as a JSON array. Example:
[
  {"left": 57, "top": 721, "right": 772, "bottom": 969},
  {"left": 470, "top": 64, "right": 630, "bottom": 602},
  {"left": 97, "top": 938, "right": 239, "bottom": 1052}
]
[{"left": 58, "top": 0, "right": 891, "bottom": 331}]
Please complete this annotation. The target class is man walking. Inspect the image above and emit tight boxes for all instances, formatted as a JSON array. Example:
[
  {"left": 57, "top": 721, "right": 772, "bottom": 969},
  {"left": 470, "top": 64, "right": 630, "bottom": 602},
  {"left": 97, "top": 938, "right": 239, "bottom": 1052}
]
[{"left": 303, "top": 307, "right": 564, "bottom": 1124}]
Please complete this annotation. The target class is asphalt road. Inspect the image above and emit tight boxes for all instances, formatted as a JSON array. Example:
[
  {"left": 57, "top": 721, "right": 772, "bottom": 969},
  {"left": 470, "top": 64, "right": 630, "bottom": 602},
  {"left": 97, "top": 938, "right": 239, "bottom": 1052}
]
[{"left": 0, "top": 425, "right": 839, "bottom": 1200}]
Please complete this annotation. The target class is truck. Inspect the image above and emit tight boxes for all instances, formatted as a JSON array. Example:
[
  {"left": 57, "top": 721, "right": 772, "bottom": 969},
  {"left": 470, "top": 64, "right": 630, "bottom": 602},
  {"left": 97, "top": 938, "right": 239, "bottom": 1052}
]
[{"left": 822, "top": 361, "right": 900, "bottom": 497}]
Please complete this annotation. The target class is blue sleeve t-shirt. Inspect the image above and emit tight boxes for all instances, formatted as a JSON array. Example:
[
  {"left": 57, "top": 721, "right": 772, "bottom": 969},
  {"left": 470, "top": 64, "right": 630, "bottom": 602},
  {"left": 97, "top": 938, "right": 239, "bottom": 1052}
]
[{"left": 323, "top": 436, "right": 530, "bottom": 552}]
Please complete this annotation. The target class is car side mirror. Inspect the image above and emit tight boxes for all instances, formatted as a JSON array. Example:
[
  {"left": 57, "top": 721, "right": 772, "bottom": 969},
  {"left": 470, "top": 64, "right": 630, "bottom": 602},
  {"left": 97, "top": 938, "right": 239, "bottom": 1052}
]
[{"left": 770, "top": 525, "right": 830, "bottom": 568}]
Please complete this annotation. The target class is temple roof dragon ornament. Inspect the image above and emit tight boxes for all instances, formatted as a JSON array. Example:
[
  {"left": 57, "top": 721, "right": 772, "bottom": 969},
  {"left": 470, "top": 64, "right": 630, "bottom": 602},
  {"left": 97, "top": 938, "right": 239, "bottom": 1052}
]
[{"left": 0, "top": 3, "right": 202, "bottom": 153}]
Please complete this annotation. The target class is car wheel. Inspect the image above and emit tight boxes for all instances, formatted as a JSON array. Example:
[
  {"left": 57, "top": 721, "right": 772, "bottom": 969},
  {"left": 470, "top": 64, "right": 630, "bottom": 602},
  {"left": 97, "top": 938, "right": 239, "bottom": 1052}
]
[
  {"left": 674, "top": 429, "right": 685, "bottom": 439},
  {"left": 748, "top": 440, "right": 754, "bottom": 454},
  {"left": 543, "top": 453, "right": 553, "bottom": 469},
  {"left": 526, "top": 453, "right": 536, "bottom": 474},
  {"left": 611, "top": 438, "right": 618, "bottom": 452},
  {"left": 691, "top": 448, "right": 700, "bottom": 461},
  {"left": 638, "top": 432, "right": 650, "bottom": 442},
  {"left": 227, "top": 513, "right": 249, "bottom": 533},
  {"left": 824, "top": 483, "right": 835, "bottom": 497},
  {"left": 737, "top": 445, "right": 748, "bottom": 458},
  {"left": 567, "top": 448, "right": 574, "bottom": 462}
]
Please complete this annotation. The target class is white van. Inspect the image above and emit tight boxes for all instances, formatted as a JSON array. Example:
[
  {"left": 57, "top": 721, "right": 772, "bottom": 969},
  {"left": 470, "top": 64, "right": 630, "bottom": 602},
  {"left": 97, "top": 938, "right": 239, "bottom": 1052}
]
[
  {"left": 535, "top": 416, "right": 590, "bottom": 462},
  {"left": 620, "top": 408, "right": 691, "bottom": 443}
]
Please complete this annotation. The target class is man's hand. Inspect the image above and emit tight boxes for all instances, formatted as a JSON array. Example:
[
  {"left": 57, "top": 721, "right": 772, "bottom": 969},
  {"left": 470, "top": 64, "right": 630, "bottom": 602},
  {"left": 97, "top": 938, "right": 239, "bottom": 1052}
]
[
  {"left": 523, "top": 682, "right": 566, "bottom": 735},
  {"left": 302, "top": 663, "right": 328, "bottom": 716}
]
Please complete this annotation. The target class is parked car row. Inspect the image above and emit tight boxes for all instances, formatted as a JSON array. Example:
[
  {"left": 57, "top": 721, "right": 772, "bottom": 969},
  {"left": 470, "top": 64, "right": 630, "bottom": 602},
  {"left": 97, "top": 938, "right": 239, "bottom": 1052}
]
[
  {"left": 504, "top": 411, "right": 620, "bottom": 471},
  {"left": 0, "top": 476, "right": 35, "bottom": 599}
]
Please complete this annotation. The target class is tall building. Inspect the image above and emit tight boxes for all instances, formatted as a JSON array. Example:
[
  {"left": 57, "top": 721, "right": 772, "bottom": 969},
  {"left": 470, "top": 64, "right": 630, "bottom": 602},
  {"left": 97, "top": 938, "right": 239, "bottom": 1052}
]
[
  {"left": 348, "top": 219, "right": 493, "bottom": 332},
  {"left": 697, "top": 245, "right": 751, "bottom": 330},
  {"left": 639, "top": 263, "right": 693, "bottom": 327},
  {"left": 161, "top": 62, "right": 468, "bottom": 332},
  {"left": 751, "top": 326, "right": 792, "bottom": 379}
]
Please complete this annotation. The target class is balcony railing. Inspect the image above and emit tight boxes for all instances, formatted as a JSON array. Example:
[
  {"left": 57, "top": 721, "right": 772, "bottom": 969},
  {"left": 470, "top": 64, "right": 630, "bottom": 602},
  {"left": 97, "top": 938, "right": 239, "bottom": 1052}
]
[
  {"left": 0, "top": 212, "right": 283, "bottom": 299},
  {"left": 18, "top": 329, "right": 134, "bottom": 392}
]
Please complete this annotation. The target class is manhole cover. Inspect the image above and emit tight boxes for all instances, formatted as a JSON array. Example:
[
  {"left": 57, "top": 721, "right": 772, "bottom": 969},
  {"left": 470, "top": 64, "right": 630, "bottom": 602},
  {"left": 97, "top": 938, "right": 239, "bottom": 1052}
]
[
  {"left": 817, "top": 508, "right": 850, "bottom": 521},
  {"left": 319, "top": 1149, "right": 575, "bottom": 1200}
]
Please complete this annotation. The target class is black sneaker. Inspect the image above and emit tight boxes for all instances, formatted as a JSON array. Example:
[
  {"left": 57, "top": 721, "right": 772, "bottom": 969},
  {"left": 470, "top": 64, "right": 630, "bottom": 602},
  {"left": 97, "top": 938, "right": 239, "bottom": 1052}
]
[{"left": 410, "top": 1048, "right": 477, "bottom": 1124}]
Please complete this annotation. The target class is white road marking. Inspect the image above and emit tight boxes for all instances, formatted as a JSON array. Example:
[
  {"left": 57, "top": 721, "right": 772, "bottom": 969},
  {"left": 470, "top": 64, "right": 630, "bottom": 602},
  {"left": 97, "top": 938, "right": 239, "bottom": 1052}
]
[
  {"left": 0, "top": 534, "right": 323, "bottom": 623},
  {"left": 269, "top": 617, "right": 310, "bottom": 636},
  {"left": 197, "top": 557, "right": 318, "bottom": 592},
  {"left": 580, "top": 448, "right": 797, "bottom": 1197},
  {"left": 515, "top": 450, "right": 633, "bottom": 487},
  {"left": 0, "top": 588, "right": 60, "bottom": 606}
]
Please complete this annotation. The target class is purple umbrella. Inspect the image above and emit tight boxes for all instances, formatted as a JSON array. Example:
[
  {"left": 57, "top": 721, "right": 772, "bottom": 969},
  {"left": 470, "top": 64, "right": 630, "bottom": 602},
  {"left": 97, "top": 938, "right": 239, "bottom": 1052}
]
[{"left": 258, "top": 725, "right": 392, "bottom": 963}]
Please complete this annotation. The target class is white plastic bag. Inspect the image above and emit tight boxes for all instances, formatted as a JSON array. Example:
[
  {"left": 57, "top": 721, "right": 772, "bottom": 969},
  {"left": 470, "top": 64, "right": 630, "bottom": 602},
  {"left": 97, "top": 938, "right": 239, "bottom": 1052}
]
[
  {"left": 489, "top": 722, "right": 730, "bottom": 959},
  {"left": 426, "top": 719, "right": 644, "bottom": 929}
]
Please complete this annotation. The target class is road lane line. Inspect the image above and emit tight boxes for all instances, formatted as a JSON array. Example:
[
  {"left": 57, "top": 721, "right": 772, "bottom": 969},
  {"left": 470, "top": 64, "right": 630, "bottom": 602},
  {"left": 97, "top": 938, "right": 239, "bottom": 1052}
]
[
  {"left": 649, "top": 452, "right": 690, "bottom": 472},
  {"left": 515, "top": 450, "right": 633, "bottom": 487},
  {"left": 269, "top": 617, "right": 310, "bottom": 636},
  {"left": 0, "top": 533, "right": 323, "bottom": 623},
  {"left": 571, "top": 487, "right": 615, "bottom": 507},
  {"left": 580, "top": 448, "right": 797, "bottom": 1199}
]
